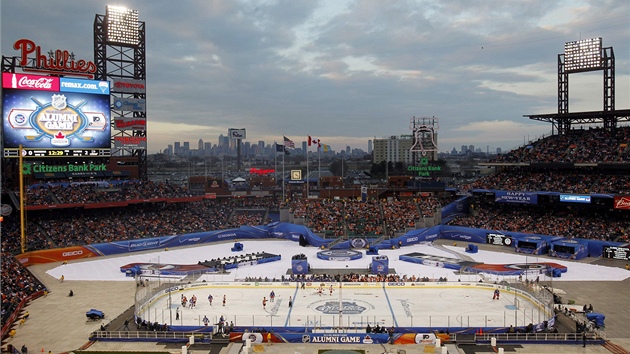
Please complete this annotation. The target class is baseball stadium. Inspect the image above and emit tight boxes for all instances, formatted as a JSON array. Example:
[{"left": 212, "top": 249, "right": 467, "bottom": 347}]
[{"left": 2, "top": 4, "right": 630, "bottom": 354}]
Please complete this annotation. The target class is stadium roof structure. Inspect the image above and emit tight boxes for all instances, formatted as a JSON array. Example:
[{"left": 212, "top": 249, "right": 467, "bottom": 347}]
[{"left": 524, "top": 109, "right": 630, "bottom": 129}]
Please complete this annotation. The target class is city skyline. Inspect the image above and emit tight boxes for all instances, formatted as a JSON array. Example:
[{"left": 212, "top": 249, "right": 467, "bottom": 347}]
[
  {"left": 2, "top": 1, "right": 629, "bottom": 154},
  {"left": 162, "top": 134, "right": 497, "bottom": 158}
]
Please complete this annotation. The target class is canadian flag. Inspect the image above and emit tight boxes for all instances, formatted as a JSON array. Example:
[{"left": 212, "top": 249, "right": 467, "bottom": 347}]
[{"left": 308, "top": 135, "right": 320, "bottom": 147}]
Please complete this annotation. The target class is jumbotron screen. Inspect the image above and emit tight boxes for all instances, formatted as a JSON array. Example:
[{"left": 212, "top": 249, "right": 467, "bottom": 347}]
[{"left": 2, "top": 73, "right": 111, "bottom": 158}]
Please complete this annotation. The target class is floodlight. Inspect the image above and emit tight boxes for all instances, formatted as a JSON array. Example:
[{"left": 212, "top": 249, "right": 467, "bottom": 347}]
[
  {"left": 564, "top": 37, "right": 602, "bottom": 73},
  {"left": 106, "top": 5, "right": 139, "bottom": 46}
]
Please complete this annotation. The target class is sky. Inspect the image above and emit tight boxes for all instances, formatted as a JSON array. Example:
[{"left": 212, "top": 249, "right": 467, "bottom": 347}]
[{"left": 2, "top": 0, "right": 629, "bottom": 154}]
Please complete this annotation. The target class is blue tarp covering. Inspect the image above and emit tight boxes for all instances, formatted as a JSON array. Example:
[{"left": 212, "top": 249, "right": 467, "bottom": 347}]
[{"left": 586, "top": 312, "right": 605, "bottom": 327}]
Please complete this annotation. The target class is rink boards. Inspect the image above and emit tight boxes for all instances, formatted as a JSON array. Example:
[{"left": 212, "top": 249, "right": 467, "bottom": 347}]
[{"left": 137, "top": 281, "right": 553, "bottom": 331}]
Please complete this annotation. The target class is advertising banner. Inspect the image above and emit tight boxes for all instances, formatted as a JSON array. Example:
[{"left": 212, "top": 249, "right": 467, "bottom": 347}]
[
  {"left": 60, "top": 77, "right": 110, "bottom": 95},
  {"left": 15, "top": 246, "right": 100, "bottom": 266},
  {"left": 114, "top": 136, "right": 147, "bottom": 149},
  {"left": 614, "top": 196, "right": 630, "bottom": 210},
  {"left": 2, "top": 73, "right": 59, "bottom": 91},
  {"left": 559, "top": 194, "right": 591, "bottom": 203},
  {"left": 494, "top": 191, "right": 538, "bottom": 204},
  {"left": 114, "top": 118, "right": 147, "bottom": 131},
  {"left": 113, "top": 97, "right": 146, "bottom": 111},
  {"left": 110, "top": 78, "right": 146, "bottom": 93}
]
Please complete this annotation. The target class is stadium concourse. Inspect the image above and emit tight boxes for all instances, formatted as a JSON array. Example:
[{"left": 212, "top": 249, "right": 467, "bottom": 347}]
[{"left": 5, "top": 239, "right": 630, "bottom": 354}]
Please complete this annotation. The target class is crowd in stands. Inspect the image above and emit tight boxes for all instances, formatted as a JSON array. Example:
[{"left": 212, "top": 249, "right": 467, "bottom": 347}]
[
  {"left": 23, "top": 180, "right": 192, "bottom": 206},
  {"left": 288, "top": 197, "right": 443, "bottom": 238},
  {"left": 344, "top": 199, "right": 384, "bottom": 236},
  {"left": 458, "top": 168, "right": 630, "bottom": 194},
  {"left": 1, "top": 251, "right": 46, "bottom": 326},
  {"left": 448, "top": 203, "right": 629, "bottom": 242},
  {"left": 244, "top": 272, "right": 406, "bottom": 283},
  {"left": 382, "top": 199, "right": 419, "bottom": 235},
  {"left": 491, "top": 127, "right": 630, "bottom": 164}
]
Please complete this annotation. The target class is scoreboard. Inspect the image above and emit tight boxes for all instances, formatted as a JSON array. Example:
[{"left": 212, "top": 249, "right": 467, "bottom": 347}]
[
  {"left": 486, "top": 233, "right": 513, "bottom": 247},
  {"left": 602, "top": 246, "right": 630, "bottom": 261},
  {"left": 3, "top": 148, "right": 111, "bottom": 158}
]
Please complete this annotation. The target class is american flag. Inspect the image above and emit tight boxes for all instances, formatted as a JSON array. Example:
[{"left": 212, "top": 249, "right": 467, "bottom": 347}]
[{"left": 283, "top": 136, "right": 295, "bottom": 148}]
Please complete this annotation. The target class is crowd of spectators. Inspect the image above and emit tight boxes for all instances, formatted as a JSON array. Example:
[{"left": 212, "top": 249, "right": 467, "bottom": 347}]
[
  {"left": 344, "top": 199, "right": 384, "bottom": 236},
  {"left": 1, "top": 251, "right": 46, "bottom": 326},
  {"left": 302, "top": 199, "right": 347, "bottom": 236},
  {"left": 288, "top": 197, "right": 443, "bottom": 237},
  {"left": 243, "top": 272, "right": 449, "bottom": 284},
  {"left": 491, "top": 127, "right": 630, "bottom": 164},
  {"left": 457, "top": 168, "right": 629, "bottom": 194},
  {"left": 448, "top": 203, "right": 629, "bottom": 242},
  {"left": 382, "top": 199, "right": 419, "bottom": 235},
  {"left": 22, "top": 180, "right": 192, "bottom": 206}
]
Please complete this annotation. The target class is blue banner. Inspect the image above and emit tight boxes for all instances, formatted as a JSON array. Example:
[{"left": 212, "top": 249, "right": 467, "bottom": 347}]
[
  {"left": 494, "top": 191, "right": 538, "bottom": 204},
  {"left": 60, "top": 77, "right": 110, "bottom": 95}
]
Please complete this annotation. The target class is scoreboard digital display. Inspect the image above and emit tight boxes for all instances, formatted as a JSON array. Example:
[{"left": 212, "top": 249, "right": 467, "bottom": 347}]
[
  {"left": 3, "top": 148, "right": 110, "bottom": 158},
  {"left": 486, "top": 233, "right": 513, "bottom": 247},
  {"left": 2, "top": 73, "right": 111, "bottom": 158},
  {"left": 602, "top": 246, "right": 630, "bottom": 261}
]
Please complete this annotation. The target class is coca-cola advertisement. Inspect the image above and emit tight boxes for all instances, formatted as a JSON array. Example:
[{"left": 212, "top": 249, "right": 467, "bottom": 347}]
[
  {"left": 2, "top": 72, "right": 59, "bottom": 91},
  {"left": 613, "top": 196, "right": 630, "bottom": 210},
  {"left": 2, "top": 80, "right": 111, "bottom": 156}
]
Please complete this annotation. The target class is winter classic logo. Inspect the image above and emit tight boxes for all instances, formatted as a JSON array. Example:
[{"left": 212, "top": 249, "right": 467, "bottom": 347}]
[{"left": 310, "top": 300, "right": 371, "bottom": 314}]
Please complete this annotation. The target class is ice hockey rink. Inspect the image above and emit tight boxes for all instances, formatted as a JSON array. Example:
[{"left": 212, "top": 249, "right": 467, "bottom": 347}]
[
  {"left": 138, "top": 281, "right": 546, "bottom": 330},
  {"left": 46, "top": 239, "right": 629, "bottom": 330}
]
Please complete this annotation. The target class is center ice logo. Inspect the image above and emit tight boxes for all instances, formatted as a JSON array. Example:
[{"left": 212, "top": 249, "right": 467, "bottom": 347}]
[{"left": 315, "top": 301, "right": 367, "bottom": 314}]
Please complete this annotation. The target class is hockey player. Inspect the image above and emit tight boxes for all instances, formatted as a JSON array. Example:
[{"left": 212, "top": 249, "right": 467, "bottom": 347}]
[
  {"left": 262, "top": 297, "right": 267, "bottom": 309},
  {"left": 208, "top": 294, "right": 213, "bottom": 306},
  {"left": 493, "top": 289, "right": 500, "bottom": 300},
  {"left": 269, "top": 290, "right": 275, "bottom": 302},
  {"left": 329, "top": 285, "right": 333, "bottom": 296},
  {"left": 223, "top": 294, "right": 226, "bottom": 306}
]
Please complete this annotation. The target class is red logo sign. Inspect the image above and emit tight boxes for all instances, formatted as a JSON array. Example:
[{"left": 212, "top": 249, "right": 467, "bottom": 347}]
[
  {"left": 249, "top": 168, "right": 275, "bottom": 175},
  {"left": 2, "top": 73, "right": 60, "bottom": 91},
  {"left": 614, "top": 196, "right": 630, "bottom": 210},
  {"left": 13, "top": 38, "right": 97, "bottom": 78}
]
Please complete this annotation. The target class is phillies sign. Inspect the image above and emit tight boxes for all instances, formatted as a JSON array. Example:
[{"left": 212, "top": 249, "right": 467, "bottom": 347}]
[{"left": 13, "top": 39, "right": 97, "bottom": 78}]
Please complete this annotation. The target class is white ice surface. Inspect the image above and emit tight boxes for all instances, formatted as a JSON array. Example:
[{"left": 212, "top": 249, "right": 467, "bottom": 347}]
[
  {"left": 140, "top": 283, "right": 543, "bottom": 329},
  {"left": 46, "top": 240, "right": 630, "bottom": 282}
]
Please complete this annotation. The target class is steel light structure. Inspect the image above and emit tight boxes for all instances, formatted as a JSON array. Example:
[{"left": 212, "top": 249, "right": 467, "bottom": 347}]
[
  {"left": 95, "top": 6, "right": 148, "bottom": 180},
  {"left": 563, "top": 37, "right": 602, "bottom": 73},
  {"left": 525, "top": 37, "right": 629, "bottom": 135},
  {"left": 106, "top": 6, "right": 139, "bottom": 46}
]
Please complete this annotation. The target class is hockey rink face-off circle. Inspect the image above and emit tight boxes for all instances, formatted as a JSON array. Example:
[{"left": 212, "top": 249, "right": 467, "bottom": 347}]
[{"left": 138, "top": 281, "right": 548, "bottom": 329}]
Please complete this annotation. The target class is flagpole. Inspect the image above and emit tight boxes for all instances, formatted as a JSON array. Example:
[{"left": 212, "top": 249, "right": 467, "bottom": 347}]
[
  {"left": 274, "top": 141, "right": 278, "bottom": 191},
  {"left": 282, "top": 144, "right": 286, "bottom": 201},
  {"left": 318, "top": 146, "right": 321, "bottom": 189}
]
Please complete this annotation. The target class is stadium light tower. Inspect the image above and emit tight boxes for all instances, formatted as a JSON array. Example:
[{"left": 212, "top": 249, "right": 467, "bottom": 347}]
[
  {"left": 94, "top": 6, "right": 148, "bottom": 180},
  {"left": 106, "top": 6, "right": 139, "bottom": 46},
  {"left": 563, "top": 37, "right": 603, "bottom": 73}
]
